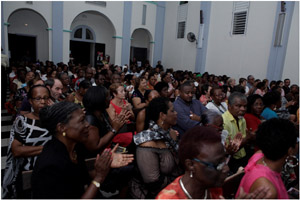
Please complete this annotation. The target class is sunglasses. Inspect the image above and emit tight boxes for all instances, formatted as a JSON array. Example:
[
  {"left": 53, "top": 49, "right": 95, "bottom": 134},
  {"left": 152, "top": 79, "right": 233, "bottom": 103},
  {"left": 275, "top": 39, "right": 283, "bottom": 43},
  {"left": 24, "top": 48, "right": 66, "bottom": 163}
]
[{"left": 193, "top": 155, "right": 230, "bottom": 171}]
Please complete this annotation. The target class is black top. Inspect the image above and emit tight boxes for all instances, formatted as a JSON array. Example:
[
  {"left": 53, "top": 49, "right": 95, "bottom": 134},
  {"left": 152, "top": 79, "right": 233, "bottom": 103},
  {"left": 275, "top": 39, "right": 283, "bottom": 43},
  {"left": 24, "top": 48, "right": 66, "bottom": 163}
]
[{"left": 31, "top": 137, "right": 90, "bottom": 199}]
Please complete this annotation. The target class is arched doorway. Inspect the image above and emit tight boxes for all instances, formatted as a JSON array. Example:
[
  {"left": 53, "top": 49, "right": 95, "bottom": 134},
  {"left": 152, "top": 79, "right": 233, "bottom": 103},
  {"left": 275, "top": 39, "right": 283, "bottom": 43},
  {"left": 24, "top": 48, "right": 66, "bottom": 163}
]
[
  {"left": 70, "top": 11, "right": 116, "bottom": 67},
  {"left": 7, "top": 9, "right": 49, "bottom": 63},
  {"left": 131, "top": 28, "right": 153, "bottom": 67}
]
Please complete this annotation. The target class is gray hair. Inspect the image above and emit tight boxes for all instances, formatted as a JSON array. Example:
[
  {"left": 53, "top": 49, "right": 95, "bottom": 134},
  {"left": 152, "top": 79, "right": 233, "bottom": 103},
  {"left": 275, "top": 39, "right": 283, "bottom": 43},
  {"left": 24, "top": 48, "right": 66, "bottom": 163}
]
[
  {"left": 228, "top": 92, "right": 247, "bottom": 106},
  {"left": 201, "top": 110, "right": 222, "bottom": 125}
]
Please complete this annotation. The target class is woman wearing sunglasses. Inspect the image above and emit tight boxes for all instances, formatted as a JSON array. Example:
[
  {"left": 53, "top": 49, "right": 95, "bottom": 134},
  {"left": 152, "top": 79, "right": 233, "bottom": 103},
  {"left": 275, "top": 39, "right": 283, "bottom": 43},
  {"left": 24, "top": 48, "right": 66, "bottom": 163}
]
[{"left": 156, "top": 126, "right": 271, "bottom": 199}]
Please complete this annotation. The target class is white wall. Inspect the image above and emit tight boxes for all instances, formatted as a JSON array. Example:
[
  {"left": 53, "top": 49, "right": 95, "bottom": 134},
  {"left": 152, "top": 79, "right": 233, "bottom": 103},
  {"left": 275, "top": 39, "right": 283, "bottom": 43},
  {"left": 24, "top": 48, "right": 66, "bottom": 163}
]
[
  {"left": 63, "top": 1, "right": 123, "bottom": 64},
  {"left": 131, "top": 2, "right": 156, "bottom": 65},
  {"left": 162, "top": 2, "right": 200, "bottom": 72},
  {"left": 206, "top": 2, "right": 277, "bottom": 81},
  {"left": 7, "top": 9, "right": 49, "bottom": 62},
  {"left": 282, "top": 2, "right": 299, "bottom": 85},
  {"left": 3, "top": 1, "right": 52, "bottom": 62}
]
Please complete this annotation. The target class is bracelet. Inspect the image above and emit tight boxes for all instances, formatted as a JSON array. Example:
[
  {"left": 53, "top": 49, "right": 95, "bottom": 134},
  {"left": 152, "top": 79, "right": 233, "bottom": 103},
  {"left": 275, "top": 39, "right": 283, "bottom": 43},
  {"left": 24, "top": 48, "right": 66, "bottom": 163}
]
[{"left": 92, "top": 180, "right": 100, "bottom": 188}]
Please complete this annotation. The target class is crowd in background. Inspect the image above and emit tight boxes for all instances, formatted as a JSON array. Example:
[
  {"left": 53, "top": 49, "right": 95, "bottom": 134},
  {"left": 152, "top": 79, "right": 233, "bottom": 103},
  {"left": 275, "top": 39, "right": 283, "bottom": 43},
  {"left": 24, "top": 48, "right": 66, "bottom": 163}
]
[{"left": 1, "top": 57, "right": 299, "bottom": 199}]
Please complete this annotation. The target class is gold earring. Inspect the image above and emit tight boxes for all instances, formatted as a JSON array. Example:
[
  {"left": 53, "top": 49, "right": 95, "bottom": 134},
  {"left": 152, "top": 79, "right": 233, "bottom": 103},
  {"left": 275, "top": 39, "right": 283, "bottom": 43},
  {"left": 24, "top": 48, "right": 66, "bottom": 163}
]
[{"left": 62, "top": 132, "right": 66, "bottom": 137}]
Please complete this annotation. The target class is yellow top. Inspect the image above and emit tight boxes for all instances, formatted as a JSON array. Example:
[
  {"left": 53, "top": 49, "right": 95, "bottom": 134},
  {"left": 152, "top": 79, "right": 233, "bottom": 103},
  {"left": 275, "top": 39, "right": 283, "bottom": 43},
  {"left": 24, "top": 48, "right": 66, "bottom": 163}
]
[{"left": 222, "top": 110, "right": 247, "bottom": 159}]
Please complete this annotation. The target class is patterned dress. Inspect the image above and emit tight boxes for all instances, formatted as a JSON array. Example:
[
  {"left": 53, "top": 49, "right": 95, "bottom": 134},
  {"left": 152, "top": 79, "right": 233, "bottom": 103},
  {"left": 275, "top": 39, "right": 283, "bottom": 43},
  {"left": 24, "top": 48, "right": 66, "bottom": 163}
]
[{"left": 8, "top": 115, "right": 52, "bottom": 170}]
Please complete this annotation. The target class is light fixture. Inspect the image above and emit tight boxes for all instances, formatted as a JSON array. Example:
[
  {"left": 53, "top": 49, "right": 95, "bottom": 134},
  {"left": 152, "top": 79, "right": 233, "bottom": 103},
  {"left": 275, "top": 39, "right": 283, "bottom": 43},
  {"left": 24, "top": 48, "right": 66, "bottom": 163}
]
[{"left": 25, "top": 24, "right": 28, "bottom": 26}]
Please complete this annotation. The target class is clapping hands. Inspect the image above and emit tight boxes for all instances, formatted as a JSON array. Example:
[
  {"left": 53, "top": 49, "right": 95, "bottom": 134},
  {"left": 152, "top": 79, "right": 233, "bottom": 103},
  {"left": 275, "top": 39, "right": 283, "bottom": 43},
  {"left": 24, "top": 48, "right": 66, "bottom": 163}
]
[
  {"left": 225, "top": 133, "right": 243, "bottom": 155},
  {"left": 110, "top": 144, "right": 134, "bottom": 168}
]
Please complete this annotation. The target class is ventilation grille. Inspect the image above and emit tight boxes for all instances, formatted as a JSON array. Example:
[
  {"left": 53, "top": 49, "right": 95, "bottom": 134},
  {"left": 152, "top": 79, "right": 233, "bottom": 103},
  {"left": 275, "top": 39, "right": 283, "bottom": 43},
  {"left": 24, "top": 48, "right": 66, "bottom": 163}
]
[{"left": 232, "top": 11, "right": 247, "bottom": 35}]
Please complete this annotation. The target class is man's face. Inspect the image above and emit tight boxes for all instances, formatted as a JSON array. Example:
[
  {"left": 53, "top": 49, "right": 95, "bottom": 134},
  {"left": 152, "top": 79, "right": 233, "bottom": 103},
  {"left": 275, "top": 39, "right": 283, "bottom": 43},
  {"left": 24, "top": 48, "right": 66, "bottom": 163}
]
[
  {"left": 228, "top": 98, "right": 247, "bottom": 118},
  {"left": 180, "top": 85, "right": 193, "bottom": 103},
  {"left": 49, "top": 79, "right": 63, "bottom": 100},
  {"left": 96, "top": 74, "right": 105, "bottom": 86},
  {"left": 111, "top": 74, "right": 121, "bottom": 83},
  {"left": 284, "top": 80, "right": 290, "bottom": 87},
  {"left": 248, "top": 76, "right": 255, "bottom": 84},
  {"left": 85, "top": 68, "right": 93, "bottom": 80}
]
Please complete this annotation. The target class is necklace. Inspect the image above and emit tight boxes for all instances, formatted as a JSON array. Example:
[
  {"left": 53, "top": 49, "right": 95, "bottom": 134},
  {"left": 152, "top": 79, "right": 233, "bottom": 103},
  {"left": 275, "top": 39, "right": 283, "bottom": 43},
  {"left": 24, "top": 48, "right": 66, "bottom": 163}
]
[
  {"left": 71, "top": 150, "right": 77, "bottom": 161},
  {"left": 179, "top": 178, "right": 207, "bottom": 199},
  {"left": 262, "top": 157, "right": 268, "bottom": 167}
]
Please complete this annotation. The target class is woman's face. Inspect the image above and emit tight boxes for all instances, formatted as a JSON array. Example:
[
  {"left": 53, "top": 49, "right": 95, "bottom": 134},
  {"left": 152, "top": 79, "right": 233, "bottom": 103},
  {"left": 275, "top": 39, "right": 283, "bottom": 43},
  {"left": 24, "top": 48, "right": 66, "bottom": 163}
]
[
  {"left": 115, "top": 86, "right": 125, "bottom": 99},
  {"left": 160, "top": 87, "right": 169, "bottom": 98},
  {"left": 251, "top": 98, "right": 264, "bottom": 116},
  {"left": 51, "top": 71, "right": 57, "bottom": 78},
  {"left": 64, "top": 109, "right": 90, "bottom": 143},
  {"left": 139, "top": 79, "right": 147, "bottom": 90},
  {"left": 26, "top": 72, "right": 35, "bottom": 82},
  {"left": 193, "top": 142, "right": 229, "bottom": 188},
  {"left": 164, "top": 102, "right": 177, "bottom": 126},
  {"left": 212, "top": 89, "right": 223, "bottom": 104},
  {"left": 209, "top": 116, "right": 224, "bottom": 134},
  {"left": 29, "top": 87, "right": 50, "bottom": 114}
]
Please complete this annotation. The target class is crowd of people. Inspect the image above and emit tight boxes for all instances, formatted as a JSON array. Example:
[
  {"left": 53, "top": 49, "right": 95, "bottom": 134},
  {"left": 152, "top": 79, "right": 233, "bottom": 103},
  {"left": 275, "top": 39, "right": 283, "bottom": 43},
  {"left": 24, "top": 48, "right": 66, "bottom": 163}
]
[{"left": 1, "top": 58, "right": 299, "bottom": 199}]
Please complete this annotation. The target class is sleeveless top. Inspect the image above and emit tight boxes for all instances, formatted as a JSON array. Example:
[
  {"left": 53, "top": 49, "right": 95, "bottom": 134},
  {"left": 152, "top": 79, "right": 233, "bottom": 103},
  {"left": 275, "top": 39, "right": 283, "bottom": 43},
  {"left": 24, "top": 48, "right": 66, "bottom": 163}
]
[{"left": 236, "top": 153, "right": 288, "bottom": 199}]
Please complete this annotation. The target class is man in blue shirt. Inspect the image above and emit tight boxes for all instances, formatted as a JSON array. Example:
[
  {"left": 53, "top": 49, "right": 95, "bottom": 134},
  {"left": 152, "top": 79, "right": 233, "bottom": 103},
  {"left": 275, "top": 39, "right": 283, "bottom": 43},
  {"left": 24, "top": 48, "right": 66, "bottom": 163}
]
[{"left": 173, "top": 81, "right": 207, "bottom": 137}]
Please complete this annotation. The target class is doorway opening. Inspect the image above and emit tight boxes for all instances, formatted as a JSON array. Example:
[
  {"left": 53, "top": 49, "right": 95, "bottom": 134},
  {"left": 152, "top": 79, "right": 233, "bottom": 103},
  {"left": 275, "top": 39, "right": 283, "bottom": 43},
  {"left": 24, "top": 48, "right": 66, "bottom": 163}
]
[{"left": 8, "top": 33, "right": 36, "bottom": 63}]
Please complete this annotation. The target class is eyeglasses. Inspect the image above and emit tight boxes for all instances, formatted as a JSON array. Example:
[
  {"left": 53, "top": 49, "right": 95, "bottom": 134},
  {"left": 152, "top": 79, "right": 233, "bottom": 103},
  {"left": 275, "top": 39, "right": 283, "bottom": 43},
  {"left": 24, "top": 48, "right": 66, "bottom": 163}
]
[
  {"left": 32, "top": 97, "right": 50, "bottom": 102},
  {"left": 193, "top": 156, "right": 230, "bottom": 171}
]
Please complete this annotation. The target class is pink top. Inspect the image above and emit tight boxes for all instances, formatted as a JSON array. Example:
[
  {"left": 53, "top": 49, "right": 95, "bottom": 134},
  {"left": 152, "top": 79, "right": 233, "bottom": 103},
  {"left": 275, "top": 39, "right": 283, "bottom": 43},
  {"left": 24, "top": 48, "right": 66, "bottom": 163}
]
[{"left": 235, "top": 153, "right": 288, "bottom": 199}]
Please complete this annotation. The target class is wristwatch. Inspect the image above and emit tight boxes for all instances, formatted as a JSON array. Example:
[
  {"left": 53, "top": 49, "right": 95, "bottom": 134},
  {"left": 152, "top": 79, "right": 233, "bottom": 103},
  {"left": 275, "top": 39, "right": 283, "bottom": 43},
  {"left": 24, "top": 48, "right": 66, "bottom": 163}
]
[
  {"left": 92, "top": 180, "right": 100, "bottom": 188},
  {"left": 111, "top": 128, "right": 117, "bottom": 135}
]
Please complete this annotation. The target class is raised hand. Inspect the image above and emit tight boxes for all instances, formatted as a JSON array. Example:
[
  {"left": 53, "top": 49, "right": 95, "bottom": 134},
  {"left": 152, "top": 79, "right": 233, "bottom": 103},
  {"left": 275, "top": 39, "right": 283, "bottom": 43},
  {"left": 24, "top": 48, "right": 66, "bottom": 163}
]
[
  {"left": 94, "top": 148, "right": 112, "bottom": 183},
  {"left": 110, "top": 144, "right": 134, "bottom": 168},
  {"left": 169, "top": 128, "right": 179, "bottom": 141}
]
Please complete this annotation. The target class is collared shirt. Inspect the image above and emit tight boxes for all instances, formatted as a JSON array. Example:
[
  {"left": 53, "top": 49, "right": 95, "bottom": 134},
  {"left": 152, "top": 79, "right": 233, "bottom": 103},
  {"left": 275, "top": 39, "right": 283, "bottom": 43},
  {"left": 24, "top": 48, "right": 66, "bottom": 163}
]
[
  {"left": 173, "top": 96, "right": 207, "bottom": 136},
  {"left": 222, "top": 110, "right": 246, "bottom": 159}
]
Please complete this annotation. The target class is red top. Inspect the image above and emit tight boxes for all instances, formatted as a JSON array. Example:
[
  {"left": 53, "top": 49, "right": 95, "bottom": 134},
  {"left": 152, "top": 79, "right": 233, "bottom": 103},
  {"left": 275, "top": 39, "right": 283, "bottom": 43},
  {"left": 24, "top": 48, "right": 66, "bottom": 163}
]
[
  {"left": 156, "top": 175, "right": 223, "bottom": 199},
  {"left": 244, "top": 113, "right": 261, "bottom": 132},
  {"left": 110, "top": 100, "right": 127, "bottom": 114},
  {"left": 110, "top": 100, "right": 133, "bottom": 147}
]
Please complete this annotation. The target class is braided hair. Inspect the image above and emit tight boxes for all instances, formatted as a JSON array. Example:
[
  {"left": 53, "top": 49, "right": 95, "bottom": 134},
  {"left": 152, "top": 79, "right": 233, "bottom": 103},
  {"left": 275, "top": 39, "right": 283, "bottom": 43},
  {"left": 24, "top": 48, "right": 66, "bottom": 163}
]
[{"left": 39, "top": 101, "right": 81, "bottom": 134}]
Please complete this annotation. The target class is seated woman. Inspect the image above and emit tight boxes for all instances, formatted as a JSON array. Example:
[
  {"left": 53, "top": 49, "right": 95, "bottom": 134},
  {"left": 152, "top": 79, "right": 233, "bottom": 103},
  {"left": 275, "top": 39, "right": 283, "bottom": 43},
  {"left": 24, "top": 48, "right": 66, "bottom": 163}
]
[
  {"left": 156, "top": 126, "right": 271, "bottom": 199},
  {"left": 236, "top": 118, "right": 298, "bottom": 199},
  {"left": 136, "top": 90, "right": 160, "bottom": 133},
  {"left": 2, "top": 85, "right": 52, "bottom": 198},
  {"left": 206, "top": 87, "right": 228, "bottom": 114},
  {"left": 31, "top": 101, "right": 113, "bottom": 199},
  {"left": 244, "top": 94, "right": 264, "bottom": 132},
  {"left": 261, "top": 91, "right": 281, "bottom": 120},
  {"left": 82, "top": 86, "right": 130, "bottom": 153},
  {"left": 107, "top": 83, "right": 135, "bottom": 148},
  {"left": 130, "top": 97, "right": 182, "bottom": 199},
  {"left": 82, "top": 86, "right": 134, "bottom": 196},
  {"left": 67, "top": 79, "right": 91, "bottom": 108},
  {"left": 131, "top": 76, "right": 149, "bottom": 110}
]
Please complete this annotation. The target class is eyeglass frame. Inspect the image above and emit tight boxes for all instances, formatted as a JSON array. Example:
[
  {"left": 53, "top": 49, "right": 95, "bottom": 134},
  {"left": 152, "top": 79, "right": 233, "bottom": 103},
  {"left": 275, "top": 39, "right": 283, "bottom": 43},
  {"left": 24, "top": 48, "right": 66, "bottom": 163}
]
[
  {"left": 193, "top": 155, "right": 230, "bottom": 171},
  {"left": 32, "top": 97, "right": 50, "bottom": 102}
]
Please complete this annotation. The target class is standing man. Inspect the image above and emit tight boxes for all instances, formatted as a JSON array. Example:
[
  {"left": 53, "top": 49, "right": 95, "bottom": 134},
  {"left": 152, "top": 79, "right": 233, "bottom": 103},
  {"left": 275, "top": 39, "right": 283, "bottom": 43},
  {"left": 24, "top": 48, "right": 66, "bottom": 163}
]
[
  {"left": 74, "top": 67, "right": 95, "bottom": 91},
  {"left": 283, "top": 78, "right": 291, "bottom": 96},
  {"left": 173, "top": 81, "right": 207, "bottom": 137},
  {"left": 222, "top": 92, "right": 255, "bottom": 173}
]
